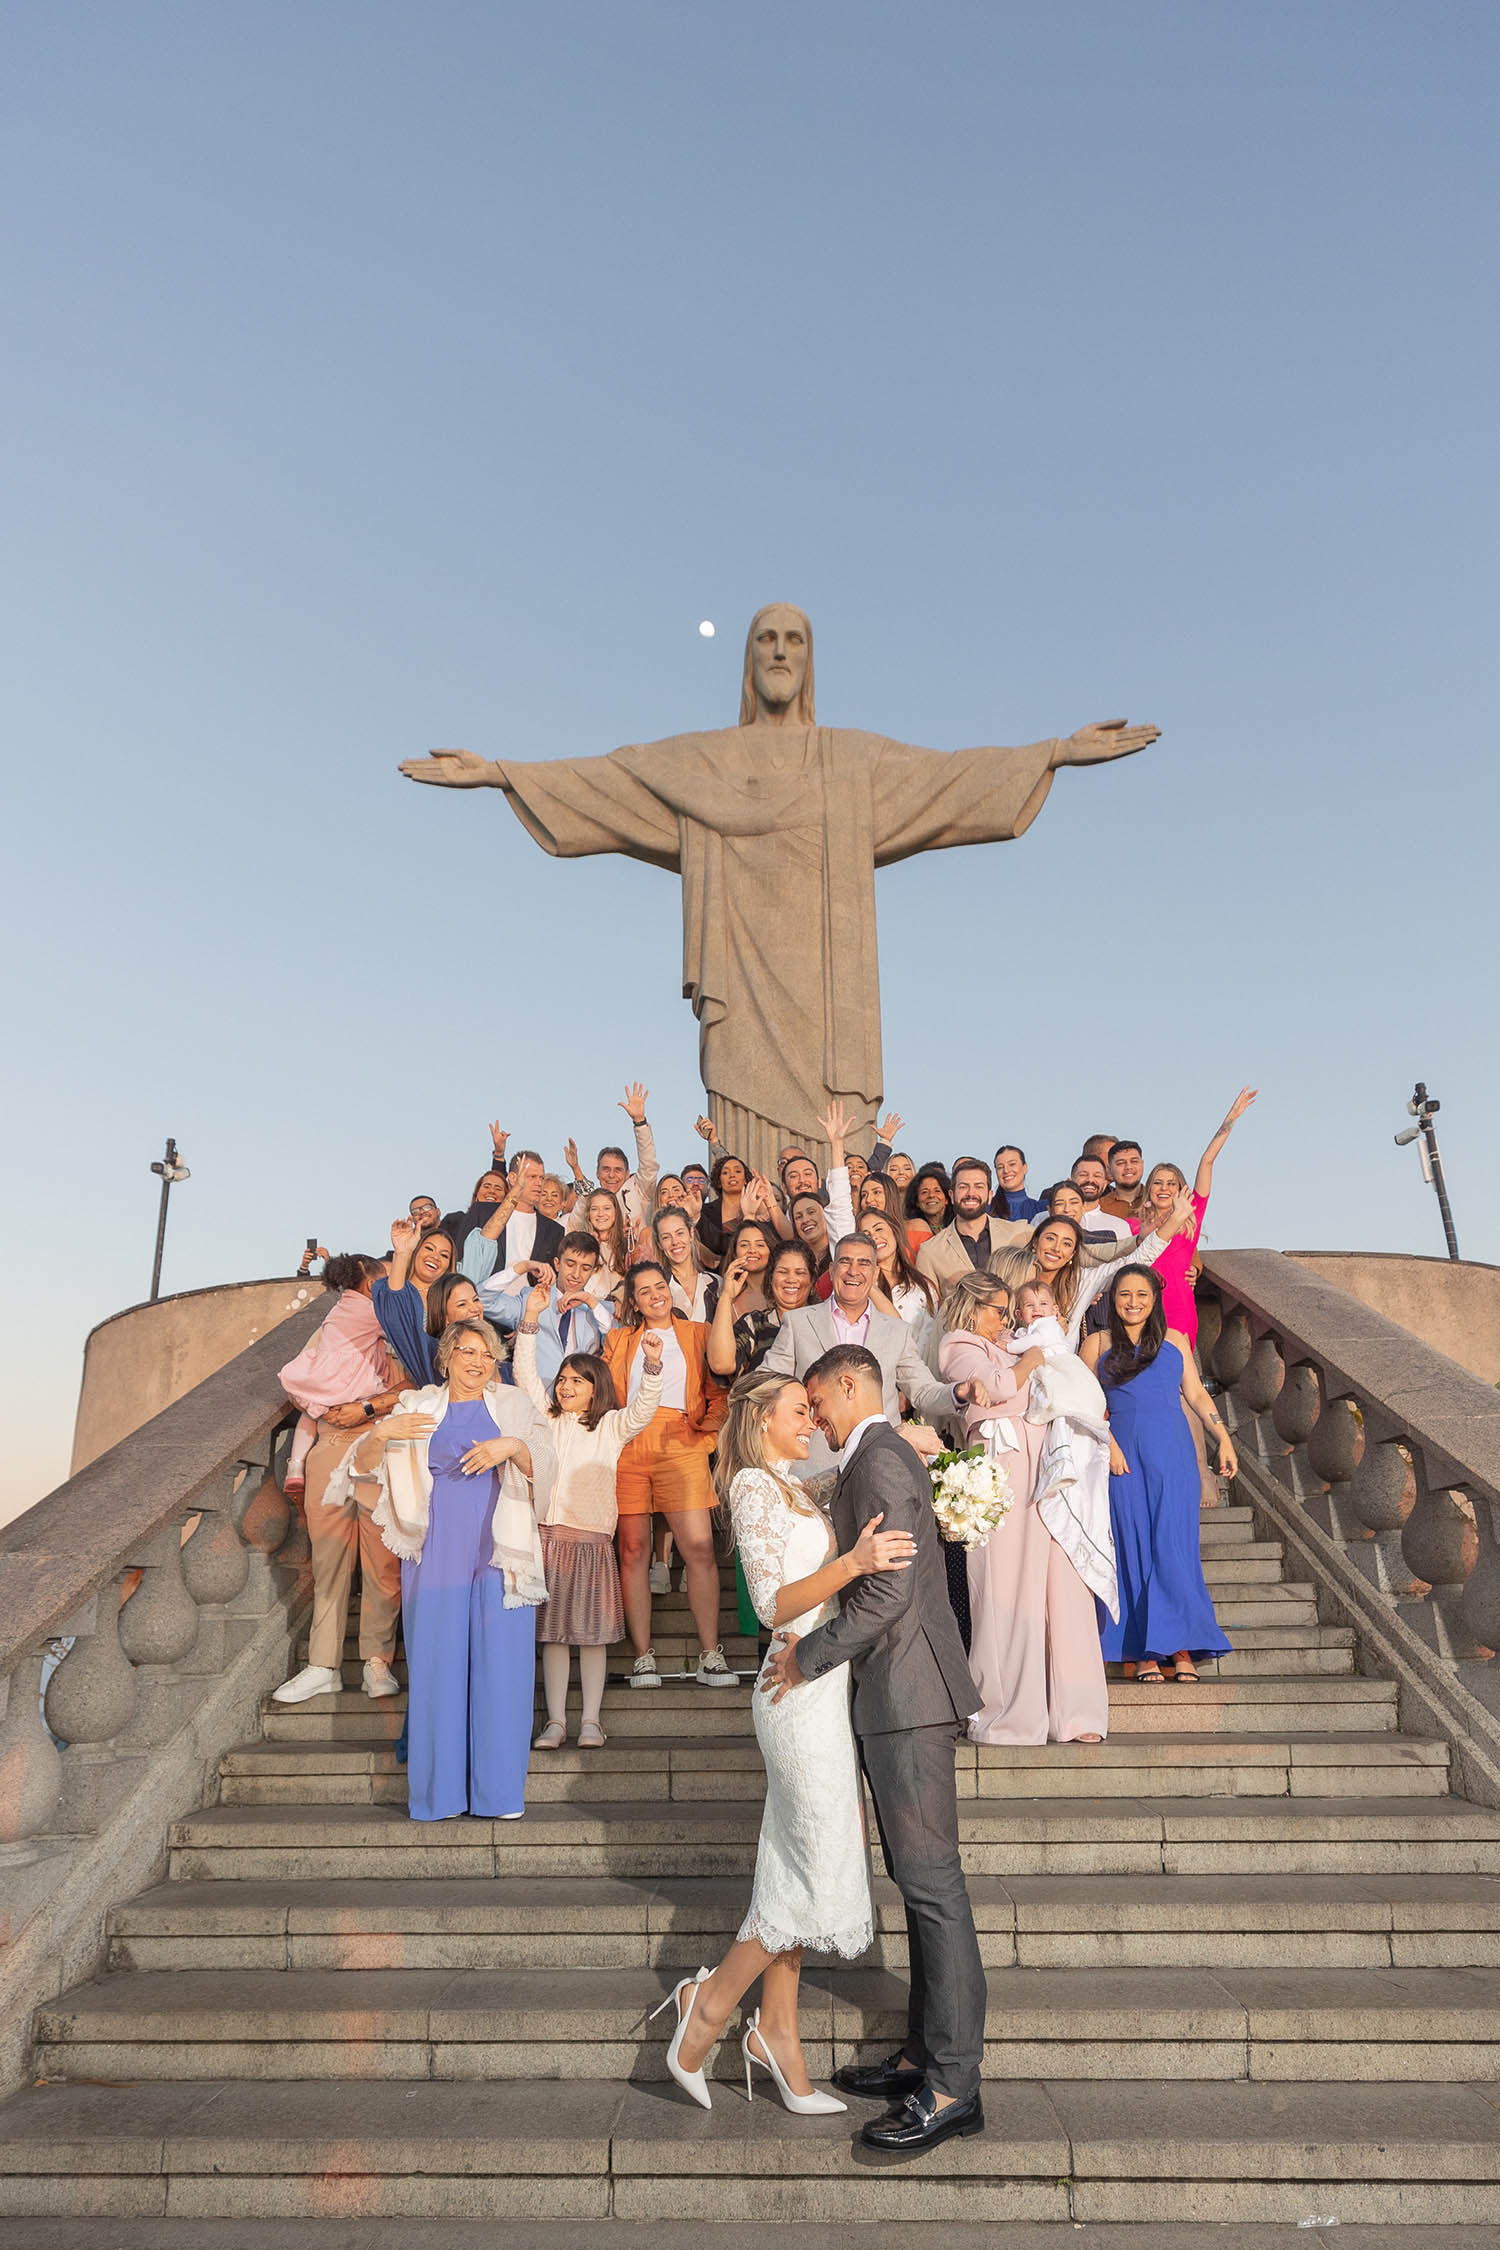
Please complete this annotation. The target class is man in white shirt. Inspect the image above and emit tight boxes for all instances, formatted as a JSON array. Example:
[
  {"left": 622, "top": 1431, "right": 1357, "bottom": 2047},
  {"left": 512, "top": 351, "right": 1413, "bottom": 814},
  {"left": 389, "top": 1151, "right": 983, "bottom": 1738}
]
[
  {"left": 1070, "top": 1154, "right": 1133, "bottom": 1243},
  {"left": 761, "top": 1234, "right": 988, "bottom": 1472}
]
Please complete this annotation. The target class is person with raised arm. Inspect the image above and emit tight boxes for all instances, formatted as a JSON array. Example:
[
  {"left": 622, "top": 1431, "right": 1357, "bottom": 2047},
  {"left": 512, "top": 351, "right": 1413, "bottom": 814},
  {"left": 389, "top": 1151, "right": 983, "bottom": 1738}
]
[{"left": 564, "top": 1082, "right": 660, "bottom": 1238}]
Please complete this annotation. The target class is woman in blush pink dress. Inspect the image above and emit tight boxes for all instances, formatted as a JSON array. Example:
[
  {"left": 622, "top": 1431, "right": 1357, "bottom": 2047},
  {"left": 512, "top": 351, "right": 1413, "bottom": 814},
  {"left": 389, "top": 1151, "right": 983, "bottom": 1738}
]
[{"left": 936, "top": 1272, "right": 1108, "bottom": 1747}]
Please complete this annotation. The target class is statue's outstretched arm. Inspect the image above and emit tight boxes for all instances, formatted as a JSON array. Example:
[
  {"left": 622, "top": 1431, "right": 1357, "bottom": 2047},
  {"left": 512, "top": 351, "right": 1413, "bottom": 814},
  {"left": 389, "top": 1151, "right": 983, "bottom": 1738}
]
[{"left": 399, "top": 742, "right": 680, "bottom": 870}]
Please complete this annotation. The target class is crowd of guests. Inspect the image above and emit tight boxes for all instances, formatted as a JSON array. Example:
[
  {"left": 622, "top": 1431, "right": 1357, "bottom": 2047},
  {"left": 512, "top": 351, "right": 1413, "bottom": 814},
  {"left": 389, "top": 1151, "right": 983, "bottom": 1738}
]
[{"left": 276, "top": 1081, "right": 1255, "bottom": 1818}]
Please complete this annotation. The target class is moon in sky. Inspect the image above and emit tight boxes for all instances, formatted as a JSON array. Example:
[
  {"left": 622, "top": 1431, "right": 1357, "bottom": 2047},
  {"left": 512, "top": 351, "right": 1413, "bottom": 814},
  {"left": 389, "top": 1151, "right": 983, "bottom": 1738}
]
[{"left": 698, "top": 620, "right": 715, "bottom": 638}]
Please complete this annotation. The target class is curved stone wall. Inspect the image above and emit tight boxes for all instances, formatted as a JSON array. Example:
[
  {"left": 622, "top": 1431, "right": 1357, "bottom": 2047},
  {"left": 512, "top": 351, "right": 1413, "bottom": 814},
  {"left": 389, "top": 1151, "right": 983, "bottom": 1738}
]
[
  {"left": 70, "top": 1277, "right": 320, "bottom": 1474},
  {"left": 1287, "top": 1251, "right": 1500, "bottom": 1387}
]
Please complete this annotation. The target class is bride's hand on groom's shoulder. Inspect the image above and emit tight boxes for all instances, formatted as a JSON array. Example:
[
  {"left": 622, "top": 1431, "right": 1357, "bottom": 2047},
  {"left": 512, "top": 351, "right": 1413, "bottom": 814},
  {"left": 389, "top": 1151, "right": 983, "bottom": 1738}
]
[{"left": 761, "top": 1631, "right": 804, "bottom": 1704}]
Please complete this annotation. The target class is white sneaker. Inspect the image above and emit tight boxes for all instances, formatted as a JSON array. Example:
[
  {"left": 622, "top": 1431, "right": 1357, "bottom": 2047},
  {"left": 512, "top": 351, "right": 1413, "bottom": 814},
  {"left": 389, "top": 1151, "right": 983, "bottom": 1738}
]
[
  {"left": 362, "top": 1658, "right": 399, "bottom": 1699},
  {"left": 272, "top": 1664, "right": 341, "bottom": 1704},
  {"left": 696, "top": 1648, "right": 738, "bottom": 1688},
  {"left": 648, "top": 1561, "right": 671, "bottom": 1595},
  {"left": 630, "top": 1650, "right": 662, "bottom": 1690}
]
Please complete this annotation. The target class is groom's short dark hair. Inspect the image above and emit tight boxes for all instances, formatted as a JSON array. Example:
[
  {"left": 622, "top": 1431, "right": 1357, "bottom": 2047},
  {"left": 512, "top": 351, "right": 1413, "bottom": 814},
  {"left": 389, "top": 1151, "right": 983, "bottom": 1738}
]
[{"left": 805, "top": 1343, "right": 882, "bottom": 1392}]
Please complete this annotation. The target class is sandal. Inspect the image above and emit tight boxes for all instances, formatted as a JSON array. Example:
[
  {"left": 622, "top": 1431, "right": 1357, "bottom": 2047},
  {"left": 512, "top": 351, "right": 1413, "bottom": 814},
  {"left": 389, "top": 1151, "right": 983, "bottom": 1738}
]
[
  {"left": 577, "top": 1720, "right": 606, "bottom": 1749},
  {"left": 532, "top": 1720, "right": 567, "bottom": 1750},
  {"left": 1168, "top": 1662, "right": 1201, "bottom": 1684},
  {"left": 1133, "top": 1662, "right": 1166, "bottom": 1684}
]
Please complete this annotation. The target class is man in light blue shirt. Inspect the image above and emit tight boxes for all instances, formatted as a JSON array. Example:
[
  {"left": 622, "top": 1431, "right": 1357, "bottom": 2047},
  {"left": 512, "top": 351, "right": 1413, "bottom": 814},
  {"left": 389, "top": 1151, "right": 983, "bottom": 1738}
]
[{"left": 487, "top": 1230, "right": 613, "bottom": 1388}]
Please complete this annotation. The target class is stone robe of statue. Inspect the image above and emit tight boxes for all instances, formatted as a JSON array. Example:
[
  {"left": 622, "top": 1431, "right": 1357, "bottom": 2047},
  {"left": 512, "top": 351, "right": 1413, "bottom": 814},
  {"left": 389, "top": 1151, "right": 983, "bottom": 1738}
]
[{"left": 401, "top": 605, "right": 1157, "bottom": 1175}]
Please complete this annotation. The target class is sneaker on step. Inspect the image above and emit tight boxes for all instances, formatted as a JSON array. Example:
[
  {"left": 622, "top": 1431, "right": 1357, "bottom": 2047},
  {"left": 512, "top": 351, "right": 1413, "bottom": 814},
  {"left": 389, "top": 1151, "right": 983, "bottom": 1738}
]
[
  {"left": 272, "top": 1663, "right": 342, "bottom": 1704},
  {"left": 648, "top": 1561, "right": 671, "bottom": 1595},
  {"left": 362, "top": 1658, "right": 399, "bottom": 1698},
  {"left": 695, "top": 1647, "right": 738, "bottom": 1687},
  {"left": 629, "top": 1650, "right": 662, "bottom": 1690}
]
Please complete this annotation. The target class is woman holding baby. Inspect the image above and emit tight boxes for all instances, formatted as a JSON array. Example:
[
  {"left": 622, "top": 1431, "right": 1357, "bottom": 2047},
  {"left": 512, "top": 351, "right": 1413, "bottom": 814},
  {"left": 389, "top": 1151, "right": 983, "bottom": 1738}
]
[{"left": 937, "top": 1271, "right": 1110, "bottom": 1746}]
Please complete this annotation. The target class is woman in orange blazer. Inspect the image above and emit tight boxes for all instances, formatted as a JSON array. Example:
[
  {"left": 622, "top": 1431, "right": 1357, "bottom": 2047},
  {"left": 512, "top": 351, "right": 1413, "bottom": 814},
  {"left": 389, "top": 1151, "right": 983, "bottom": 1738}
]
[{"left": 603, "top": 1261, "right": 732, "bottom": 1690}]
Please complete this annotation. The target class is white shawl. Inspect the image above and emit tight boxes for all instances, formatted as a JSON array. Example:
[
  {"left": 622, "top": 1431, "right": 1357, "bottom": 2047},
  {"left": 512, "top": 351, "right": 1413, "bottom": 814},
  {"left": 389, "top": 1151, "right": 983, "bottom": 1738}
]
[
  {"left": 1024, "top": 1351, "right": 1119, "bottom": 1620},
  {"left": 326, "top": 1381, "right": 554, "bottom": 1607}
]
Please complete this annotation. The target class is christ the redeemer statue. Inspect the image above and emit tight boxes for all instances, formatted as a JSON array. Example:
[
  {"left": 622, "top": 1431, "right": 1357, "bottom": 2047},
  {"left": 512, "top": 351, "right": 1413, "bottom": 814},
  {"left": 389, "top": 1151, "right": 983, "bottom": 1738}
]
[{"left": 400, "top": 604, "right": 1157, "bottom": 1174}]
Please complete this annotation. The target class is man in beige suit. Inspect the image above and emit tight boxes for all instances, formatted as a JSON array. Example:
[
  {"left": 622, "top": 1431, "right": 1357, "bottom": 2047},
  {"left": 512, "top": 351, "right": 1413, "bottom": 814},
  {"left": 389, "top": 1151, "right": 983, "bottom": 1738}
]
[
  {"left": 916, "top": 1159, "right": 1031, "bottom": 1294},
  {"left": 761, "top": 1234, "right": 989, "bottom": 1472}
]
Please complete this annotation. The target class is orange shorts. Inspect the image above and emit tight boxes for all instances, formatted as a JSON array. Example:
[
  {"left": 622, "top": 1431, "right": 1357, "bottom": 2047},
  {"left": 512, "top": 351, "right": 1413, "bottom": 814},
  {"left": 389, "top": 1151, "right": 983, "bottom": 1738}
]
[{"left": 615, "top": 1407, "right": 717, "bottom": 1517}]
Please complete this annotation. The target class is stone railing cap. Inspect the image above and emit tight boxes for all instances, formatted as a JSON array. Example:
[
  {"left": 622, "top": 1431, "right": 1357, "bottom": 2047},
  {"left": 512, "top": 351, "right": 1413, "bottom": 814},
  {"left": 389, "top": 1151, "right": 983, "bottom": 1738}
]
[
  {"left": 0, "top": 1299, "right": 323, "bottom": 1674},
  {"left": 1202, "top": 1248, "right": 1500, "bottom": 1496}
]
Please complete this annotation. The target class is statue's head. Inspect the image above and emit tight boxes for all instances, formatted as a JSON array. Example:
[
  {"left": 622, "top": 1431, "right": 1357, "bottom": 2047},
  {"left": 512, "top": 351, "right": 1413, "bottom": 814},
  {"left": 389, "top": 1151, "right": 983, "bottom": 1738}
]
[{"left": 739, "top": 603, "right": 816, "bottom": 726}]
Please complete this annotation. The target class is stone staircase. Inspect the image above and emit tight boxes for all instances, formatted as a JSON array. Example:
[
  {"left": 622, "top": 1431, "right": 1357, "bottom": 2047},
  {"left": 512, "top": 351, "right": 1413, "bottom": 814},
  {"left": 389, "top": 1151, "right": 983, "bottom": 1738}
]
[{"left": 2, "top": 1495, "right": 1500, "bottom": 2239}]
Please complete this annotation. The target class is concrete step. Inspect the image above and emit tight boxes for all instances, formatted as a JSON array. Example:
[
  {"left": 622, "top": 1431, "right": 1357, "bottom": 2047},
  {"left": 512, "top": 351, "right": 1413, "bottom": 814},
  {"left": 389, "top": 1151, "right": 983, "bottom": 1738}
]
[
  {"left": 2, "top": 2230, "right": 1491, "bottom": 2250},
  {"left": 109, "top": 1870, "right": 1500, "bottom": 1975},
  {"left": 214, "top": 1732, "right": 1451, "bottom": 1809},
  {"left": 8, "top": 2073, "right": 1499, "bottom": 2222},
  {"left": 258, "top": 1673, "right": 1401, "bottom": 1743},
  {"left": 3, "top": 2228, "right": 1495, "bottom": 2250},
  {"left": 29, "top": 1960, "right": 1500, "bottom": 2088},
  {"left": 167, "top": 1794, "right": 1500, "bottom": 1883}
]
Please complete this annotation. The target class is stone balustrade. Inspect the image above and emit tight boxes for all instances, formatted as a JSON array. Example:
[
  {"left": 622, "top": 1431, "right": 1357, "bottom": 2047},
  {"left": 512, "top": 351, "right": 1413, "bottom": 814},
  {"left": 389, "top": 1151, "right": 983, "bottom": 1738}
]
[
  {"left": 1198, "top": 1248, "right": 1500, "bottom": 1806},
  {"left": 0, "top": 1301, "right": 322, "bottom": 2089}
]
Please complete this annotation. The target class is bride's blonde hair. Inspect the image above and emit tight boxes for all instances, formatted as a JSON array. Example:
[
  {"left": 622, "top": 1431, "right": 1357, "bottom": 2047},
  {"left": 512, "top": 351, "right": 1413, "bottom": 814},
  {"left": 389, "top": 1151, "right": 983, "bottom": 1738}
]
[{"left": 713, "top": 1369, "right": 820, "bottom": 1523}]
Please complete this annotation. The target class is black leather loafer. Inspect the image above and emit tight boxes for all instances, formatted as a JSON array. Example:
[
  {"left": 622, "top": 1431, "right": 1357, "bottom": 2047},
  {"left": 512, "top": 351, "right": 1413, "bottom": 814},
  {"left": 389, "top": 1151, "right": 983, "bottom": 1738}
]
[
  {"left": 831, "top": 2049, "right": 924, "bottom": 2101},
  {"left": 861, "top": 2085, "right": 985, "bottom": 2153}
]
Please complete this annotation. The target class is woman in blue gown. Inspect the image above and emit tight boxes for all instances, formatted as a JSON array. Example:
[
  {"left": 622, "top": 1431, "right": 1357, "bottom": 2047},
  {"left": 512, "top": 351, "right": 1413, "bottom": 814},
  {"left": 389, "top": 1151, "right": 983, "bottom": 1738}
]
[
  {"left": 358, "top": 1319, "right": 556, "bottom": 1819},
  {"left": 1082, "top": 1266, "right": 1238, "bottom": 1685}
]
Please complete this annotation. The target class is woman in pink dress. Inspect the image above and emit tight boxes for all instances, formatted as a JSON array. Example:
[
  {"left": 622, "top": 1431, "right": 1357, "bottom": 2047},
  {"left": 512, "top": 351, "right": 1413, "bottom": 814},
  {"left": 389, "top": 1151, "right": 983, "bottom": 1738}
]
[
  {"left": 1142, "top": 1087, "right": 1258, "bottom": 1343},
  {"left": 936, "top": 1272, "right": 1108, "bottom": 1747}
]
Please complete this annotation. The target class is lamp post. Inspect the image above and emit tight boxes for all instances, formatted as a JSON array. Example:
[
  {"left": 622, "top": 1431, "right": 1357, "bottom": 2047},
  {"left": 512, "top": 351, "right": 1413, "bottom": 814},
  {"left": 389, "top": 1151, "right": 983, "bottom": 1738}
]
[
  {"left": 1393, "top": 1082, "right": 1459, "bottom": 1262},
  {"left": 148, "top": 1137, "right": 191, "bottom": 1302}
]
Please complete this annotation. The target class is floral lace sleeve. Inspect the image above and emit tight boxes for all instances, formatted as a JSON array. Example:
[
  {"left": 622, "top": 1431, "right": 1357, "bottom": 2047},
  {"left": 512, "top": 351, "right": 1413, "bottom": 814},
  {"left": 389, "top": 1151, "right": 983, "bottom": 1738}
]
[{"left": 730, "top": 1467, "right": 795, "bottom": 1629}]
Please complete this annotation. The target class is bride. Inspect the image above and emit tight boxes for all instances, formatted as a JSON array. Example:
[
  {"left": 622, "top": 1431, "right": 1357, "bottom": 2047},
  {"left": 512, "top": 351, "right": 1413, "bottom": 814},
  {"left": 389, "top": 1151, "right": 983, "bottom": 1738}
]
[{"left": 651, "top": 1368, "right": 916, "bottom": 2111}]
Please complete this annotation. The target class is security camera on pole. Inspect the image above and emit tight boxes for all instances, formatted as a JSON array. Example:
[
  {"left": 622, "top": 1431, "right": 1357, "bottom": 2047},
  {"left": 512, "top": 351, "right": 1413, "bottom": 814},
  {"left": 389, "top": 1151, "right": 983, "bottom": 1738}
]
[
  {"left": 1393, "top": 1083, "right": 1460, "bottom": 1261},
  {"left": 148, "top": 1137, "right": 191, "bottom": 1302}
]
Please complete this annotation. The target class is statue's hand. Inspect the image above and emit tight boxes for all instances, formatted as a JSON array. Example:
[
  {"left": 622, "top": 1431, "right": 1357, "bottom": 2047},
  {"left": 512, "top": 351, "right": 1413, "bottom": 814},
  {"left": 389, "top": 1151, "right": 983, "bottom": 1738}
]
[
  {"left": 1052, "top": 719, "right": 1160, "bottom": 768},
  {"left": 398, "top": 747, "right": 499, "bottom": 788}
]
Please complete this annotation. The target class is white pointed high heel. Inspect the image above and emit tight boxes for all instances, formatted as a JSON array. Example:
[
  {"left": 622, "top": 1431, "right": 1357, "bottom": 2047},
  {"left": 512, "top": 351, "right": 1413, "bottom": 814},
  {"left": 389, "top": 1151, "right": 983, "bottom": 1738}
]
[
  {"left": 649, "top": 1967, "right": 714, "bottom": 2109},
  {"left": 740, "top": 2008, "right": 847, "bottom": 2114}
]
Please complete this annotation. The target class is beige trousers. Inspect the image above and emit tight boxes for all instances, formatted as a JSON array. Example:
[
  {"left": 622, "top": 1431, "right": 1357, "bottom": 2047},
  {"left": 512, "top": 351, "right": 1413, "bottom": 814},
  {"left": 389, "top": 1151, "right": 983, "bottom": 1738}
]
[{"left": 303, "top": 1417, "right": 402, "bottom": 1667}]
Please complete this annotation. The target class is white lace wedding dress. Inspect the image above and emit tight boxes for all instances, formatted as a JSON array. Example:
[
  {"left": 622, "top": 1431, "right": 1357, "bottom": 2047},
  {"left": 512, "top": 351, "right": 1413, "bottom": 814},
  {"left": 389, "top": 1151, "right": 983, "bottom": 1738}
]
[{"left": 730, "top": 1466, "right": 873, "bottom": 1958}]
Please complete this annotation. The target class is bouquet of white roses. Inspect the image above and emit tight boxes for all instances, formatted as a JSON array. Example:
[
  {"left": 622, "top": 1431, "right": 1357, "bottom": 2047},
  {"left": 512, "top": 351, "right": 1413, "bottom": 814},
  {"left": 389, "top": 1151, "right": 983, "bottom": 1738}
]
[{"left": 928, "top": 1442, "right": 1013, "bottom": 1551}]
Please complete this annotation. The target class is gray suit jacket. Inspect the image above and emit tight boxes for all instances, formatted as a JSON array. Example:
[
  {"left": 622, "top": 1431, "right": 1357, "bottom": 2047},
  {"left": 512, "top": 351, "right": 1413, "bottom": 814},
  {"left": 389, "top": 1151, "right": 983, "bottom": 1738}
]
[
  {"left": 760, "top": 1302, "right": 958, "bottom": 1474},
  {"left": 795, "top": 1421, "right": 980, "bottom": 1737}
]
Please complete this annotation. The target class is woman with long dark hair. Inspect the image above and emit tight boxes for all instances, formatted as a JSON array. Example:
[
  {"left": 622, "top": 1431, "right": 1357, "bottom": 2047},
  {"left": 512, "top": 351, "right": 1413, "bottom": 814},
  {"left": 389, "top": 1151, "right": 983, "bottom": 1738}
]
[
  {"left": 903, "top": 1161, "right": 953, "bottom": 1250},
  {"left": 1081, "top": 1266, "right": 1237, "bottom": 1684}
]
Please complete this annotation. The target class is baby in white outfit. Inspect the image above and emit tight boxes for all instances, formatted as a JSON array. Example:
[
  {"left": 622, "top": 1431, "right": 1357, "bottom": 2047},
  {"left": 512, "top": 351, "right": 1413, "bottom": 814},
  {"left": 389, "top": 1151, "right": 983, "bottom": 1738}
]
[{"left": 1006, "top": 1281, "right": 1071, "bottom": 1396}]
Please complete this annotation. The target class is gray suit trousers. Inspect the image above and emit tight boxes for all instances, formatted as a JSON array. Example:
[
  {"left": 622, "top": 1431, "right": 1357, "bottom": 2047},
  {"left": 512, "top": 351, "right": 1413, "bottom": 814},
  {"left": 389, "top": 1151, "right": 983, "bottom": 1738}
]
[{"left": 860, "top": 1721, "right": 986, "bottom": 2102}]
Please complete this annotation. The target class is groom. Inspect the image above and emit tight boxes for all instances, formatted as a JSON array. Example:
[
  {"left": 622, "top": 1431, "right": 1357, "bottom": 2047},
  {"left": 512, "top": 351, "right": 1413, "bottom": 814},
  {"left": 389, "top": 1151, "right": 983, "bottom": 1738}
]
[{"left": 762, "top": 1343, "right": 987, "bottom": 2152}]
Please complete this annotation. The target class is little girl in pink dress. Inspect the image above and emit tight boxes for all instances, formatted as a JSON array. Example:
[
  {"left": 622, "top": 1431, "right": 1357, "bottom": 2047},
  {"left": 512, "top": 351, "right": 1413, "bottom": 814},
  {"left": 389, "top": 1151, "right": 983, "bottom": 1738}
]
[{"left": 278, "top": 1257, "right": 396, "bottom": 1496}]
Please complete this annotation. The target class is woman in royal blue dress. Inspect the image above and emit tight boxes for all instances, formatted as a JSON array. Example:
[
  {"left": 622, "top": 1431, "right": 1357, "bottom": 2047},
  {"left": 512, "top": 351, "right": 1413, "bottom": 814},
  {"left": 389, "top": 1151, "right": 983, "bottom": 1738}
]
[
  {"left": 1081, "top": 1266, "right": 1238, "bottom": 1685},
  {"left": 355, "top": 1319, "right": 556, "bottom": 1819}
]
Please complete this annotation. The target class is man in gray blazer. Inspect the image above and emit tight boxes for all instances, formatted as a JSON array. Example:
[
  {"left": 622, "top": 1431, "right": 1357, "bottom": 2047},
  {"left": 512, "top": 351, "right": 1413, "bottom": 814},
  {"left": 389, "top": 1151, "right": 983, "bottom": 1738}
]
[
  {"left": 763, "top": 1342, "right": 986, "bottom": 2154},
  {"left": 760, "top": 1234, "right": 987, "bottom": 1471}
]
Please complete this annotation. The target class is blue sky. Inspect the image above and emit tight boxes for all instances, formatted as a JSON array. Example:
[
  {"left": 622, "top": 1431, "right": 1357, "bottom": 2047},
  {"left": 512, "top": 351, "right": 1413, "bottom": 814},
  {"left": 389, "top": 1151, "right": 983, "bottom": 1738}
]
[{"left": 3, "top": 1, "right": 1496, "bottom": 1512}]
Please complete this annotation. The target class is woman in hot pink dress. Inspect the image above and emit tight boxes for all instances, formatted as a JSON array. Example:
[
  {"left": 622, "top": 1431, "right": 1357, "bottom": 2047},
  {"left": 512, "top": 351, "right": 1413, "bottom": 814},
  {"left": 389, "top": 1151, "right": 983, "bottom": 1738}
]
[{"left": 1141, "top": 1088, "right": 1258, "bottom": 1343}]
